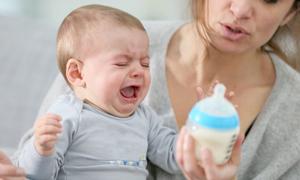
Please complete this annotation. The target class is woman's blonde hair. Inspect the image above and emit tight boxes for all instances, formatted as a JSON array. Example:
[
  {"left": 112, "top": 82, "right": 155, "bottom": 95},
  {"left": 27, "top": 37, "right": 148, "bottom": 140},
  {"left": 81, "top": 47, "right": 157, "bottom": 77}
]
[
  {"left": 191, "top": 0, "right": 300, "bottom": 72},
  {"left": 56, "top": 4, "right": 145, "bottom": 81}
]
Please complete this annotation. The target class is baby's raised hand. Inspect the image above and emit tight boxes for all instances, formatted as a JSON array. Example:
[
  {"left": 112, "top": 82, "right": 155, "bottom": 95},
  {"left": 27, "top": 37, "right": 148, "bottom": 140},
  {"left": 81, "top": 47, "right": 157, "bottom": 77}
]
[{"left": 33, "top": 114, "right": 62, "bottom": 156}]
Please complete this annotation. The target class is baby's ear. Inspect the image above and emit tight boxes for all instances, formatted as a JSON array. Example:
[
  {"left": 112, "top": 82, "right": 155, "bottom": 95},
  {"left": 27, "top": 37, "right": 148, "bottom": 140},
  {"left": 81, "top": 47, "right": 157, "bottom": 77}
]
[{"left": 66, "top": 58, "right": 86, "bottom": 87}]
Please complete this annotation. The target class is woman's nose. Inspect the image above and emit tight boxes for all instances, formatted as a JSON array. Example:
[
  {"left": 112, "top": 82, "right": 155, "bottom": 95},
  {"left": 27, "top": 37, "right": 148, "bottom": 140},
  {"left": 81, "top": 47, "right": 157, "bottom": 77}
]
[{"left": 230, "top": 0, "right": 253, "bottom": 20}]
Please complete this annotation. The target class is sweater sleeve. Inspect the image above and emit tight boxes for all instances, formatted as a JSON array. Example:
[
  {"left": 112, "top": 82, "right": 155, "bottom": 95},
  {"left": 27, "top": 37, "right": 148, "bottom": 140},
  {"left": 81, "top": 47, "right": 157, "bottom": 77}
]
[
  {"left": 17, "top": 95, "right": 80, "bottom": 180},
  {"left": 144, "top": 105, "right": 180, "bottom": 174}
]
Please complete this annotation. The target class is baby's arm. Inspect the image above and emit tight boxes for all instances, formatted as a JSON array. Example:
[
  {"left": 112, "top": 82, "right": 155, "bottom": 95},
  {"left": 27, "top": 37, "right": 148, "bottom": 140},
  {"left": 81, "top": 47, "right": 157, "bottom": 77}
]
[
  {"left": 17, "top": 113, "right": 68, "bottom": 180},
  {"left": 145, "top": 106, "right": 180, "bottom": 174},
  {"left": 17, "top": 94, "right": 78, "bottom": 180},
  {"left": 34, "top": 114, "right": 62, "bottom": 156}
]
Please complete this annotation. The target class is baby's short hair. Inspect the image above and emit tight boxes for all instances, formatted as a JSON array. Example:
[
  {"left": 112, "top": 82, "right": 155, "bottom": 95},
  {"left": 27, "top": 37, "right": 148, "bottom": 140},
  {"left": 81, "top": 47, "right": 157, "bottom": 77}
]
[{"left": 56, "top": 4, "right": 145, "bottom": 81}]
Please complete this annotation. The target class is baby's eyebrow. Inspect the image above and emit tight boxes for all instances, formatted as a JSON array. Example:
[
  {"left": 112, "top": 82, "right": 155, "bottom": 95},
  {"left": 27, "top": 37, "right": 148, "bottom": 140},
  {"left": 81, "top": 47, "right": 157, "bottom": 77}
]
[
  {"left": 111, "top": 54, "right": 131, "bottom": 60},
  {"left": 112, "top": 52, "right": 149, "bottom": 61}
]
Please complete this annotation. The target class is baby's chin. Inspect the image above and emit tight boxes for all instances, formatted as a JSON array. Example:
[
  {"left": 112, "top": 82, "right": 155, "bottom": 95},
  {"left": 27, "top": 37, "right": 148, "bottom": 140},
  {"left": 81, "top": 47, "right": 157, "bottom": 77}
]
[
  {"left": 83, "top": 98, "right": 136, "bottom": 118},
  {"left": 112, "top": 104, "right": 139, "bottom": 118}
]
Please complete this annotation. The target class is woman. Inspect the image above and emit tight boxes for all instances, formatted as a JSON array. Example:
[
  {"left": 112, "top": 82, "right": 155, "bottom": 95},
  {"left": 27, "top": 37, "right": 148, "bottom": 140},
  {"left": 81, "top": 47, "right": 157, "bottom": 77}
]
[
  {"left": 173, "top": 0, "right": 300, "bottom": 179},
  {"left": 2, "top": 0, "right": 300, "bottom": 179},
  {"left": 146, "top": 0, "right": 300, "bottom": 179}
]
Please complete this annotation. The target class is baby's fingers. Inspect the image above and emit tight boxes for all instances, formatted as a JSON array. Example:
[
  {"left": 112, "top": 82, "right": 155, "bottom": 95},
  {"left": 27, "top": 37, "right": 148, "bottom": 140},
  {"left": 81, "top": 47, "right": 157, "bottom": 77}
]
[
  {"left": 35, "top": 125, "right": 62, "bottom": 136},
  {"left": 35, "top": 134, "right": 59, "bottom": 147},
  {"left": 43, "top": 113, "right": 62, "bottom": 122},
  {"left": 35, "top": 114, "right": 62, "bottom": 128}
]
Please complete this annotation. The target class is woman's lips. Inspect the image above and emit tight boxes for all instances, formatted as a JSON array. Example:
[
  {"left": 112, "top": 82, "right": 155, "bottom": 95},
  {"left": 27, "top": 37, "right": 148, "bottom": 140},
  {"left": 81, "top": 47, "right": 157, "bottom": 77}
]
[{"left": 220, "top": 23, "right": 250, "bottom": 41}]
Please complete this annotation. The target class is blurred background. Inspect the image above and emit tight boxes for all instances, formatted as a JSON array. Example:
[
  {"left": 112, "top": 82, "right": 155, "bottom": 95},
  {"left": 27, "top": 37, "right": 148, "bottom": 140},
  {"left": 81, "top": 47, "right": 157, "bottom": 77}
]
[{"left": 0, "top": 0, "right": 190, "bottom": 28}]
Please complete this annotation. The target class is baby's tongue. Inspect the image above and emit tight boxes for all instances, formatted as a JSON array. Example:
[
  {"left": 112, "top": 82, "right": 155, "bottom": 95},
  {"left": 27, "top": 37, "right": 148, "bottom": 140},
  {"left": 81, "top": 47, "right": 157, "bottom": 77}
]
[{"left": 120, "top": 86, "right": 134, "bottom": 98}]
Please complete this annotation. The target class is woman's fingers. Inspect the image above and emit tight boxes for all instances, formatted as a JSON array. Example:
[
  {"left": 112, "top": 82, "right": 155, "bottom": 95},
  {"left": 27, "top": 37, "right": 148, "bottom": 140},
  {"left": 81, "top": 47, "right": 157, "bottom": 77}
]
[
  {"left": 176, "top": 128, "right": 242, "bottom": 180},
  {"left": 182, "top": 130, "right": 205, "bottom": 179},
  {"left": 0, "top": 151, "right": 11, "bottom": 165},
  {"left": 0, "top": 164, "right": 25, "bottom": 178},
  {"left": 200, "top": 148, "right": 218, "bottom": 180},
  {"left": 200, "top": 134, "right": 244, "bottom": 180},
  {"left": 176, "top": 127, "right": 185, "bottom": 167},
  {"left": 196, "top": 87, "right": 206, "bottom": 100},
  {"left": 176, "top": 127, "right": 205, "bottom": 179},
  {"left": 0, "top": 151, "right": 25, "bottom": 178},
  {"left": 230, "top": 134, "right": 244, "bottom": 165},
  {"left": 200, "top": 148, "right": 236, "bottom": 180},
  {"left": 199, "top": 81, "right": 237, "bottom": 104},
  {"left": 207, "top": 80, "right": 220, "bottom": 96}
]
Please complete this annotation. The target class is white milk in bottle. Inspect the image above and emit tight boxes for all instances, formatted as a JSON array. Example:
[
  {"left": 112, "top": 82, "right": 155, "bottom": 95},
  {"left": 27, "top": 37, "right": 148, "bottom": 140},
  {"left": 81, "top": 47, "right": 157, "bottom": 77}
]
[{"left": 186, "top": 83, "right": 240, "bottom": 164}]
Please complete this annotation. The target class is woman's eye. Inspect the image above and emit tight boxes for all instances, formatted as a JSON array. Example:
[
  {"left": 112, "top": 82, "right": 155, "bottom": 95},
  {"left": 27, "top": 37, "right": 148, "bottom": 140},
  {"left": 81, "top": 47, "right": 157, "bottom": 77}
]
[{"left": 264, "top": 0, "right": 278, "bottom": 4}]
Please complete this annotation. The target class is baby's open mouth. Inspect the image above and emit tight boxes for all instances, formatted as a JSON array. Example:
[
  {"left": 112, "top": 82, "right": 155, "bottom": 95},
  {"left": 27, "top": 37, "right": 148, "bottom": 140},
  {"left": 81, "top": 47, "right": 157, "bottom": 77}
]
[{"left": 120, "top": 86, "right": 139, "bottom": 98}]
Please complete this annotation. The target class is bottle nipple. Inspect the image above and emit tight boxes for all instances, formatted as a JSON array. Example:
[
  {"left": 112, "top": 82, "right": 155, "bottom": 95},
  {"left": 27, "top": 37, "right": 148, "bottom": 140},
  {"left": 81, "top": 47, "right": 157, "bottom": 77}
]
[{"left": 213, "top": 84, "right": 226, "bottom": 99}]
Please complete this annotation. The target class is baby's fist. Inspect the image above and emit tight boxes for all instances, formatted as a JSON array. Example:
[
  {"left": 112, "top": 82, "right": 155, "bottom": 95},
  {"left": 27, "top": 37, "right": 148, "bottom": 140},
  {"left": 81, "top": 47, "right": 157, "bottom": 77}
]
[{"left": 34, "top": 113, "right": 62, "bottom": 156}]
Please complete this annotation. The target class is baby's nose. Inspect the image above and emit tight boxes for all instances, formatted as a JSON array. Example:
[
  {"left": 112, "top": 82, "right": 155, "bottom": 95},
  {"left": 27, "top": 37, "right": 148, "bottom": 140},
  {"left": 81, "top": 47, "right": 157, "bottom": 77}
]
[
  {"left": 130, "top": 63, "right": 145, "bottom": 78},
  {"left": 131, "top": 68, "right": 144, "bottom": 78}
]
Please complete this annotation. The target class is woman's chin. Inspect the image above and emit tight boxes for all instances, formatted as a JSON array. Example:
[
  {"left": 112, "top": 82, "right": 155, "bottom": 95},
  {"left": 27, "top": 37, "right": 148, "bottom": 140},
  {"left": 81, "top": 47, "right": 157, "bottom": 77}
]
[
  {"left": 211, "top": 36, "right": 251, "bottom": 54},
  {"left": 214, "top": 41, "right": 250, "bottom": 55}
]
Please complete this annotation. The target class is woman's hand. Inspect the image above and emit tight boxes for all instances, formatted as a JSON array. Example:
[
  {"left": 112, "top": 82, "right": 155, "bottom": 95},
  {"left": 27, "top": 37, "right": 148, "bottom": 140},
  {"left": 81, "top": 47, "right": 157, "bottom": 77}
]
[
  {"left": 175, "top": 81, "right": 243, "bottom": 180},
  {"left": 0, "top": 151, "right": 25, "bottom": 180},
  {"left": 176, "top": 127, "right": 243, "bottom": 180}
]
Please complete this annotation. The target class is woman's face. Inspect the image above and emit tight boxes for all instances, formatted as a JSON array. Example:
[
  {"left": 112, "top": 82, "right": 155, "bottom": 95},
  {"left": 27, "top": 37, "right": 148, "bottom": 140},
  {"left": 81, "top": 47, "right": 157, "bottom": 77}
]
[{"left": 205, "top": 0, "right": 296, "bottom": 54}]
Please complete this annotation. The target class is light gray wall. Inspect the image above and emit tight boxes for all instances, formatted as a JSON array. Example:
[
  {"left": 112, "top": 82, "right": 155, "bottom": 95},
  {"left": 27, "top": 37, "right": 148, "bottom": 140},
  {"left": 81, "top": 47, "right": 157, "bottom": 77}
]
[{"left": 0, "top": 0, "right": 190, "bottom": 27}]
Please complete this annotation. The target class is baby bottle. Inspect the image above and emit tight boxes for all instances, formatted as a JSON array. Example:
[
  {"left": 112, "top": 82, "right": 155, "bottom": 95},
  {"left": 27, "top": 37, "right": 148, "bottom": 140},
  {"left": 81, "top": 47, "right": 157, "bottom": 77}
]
[{"left": 186, "top": 83, "right": 240, "bottom": 164}]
